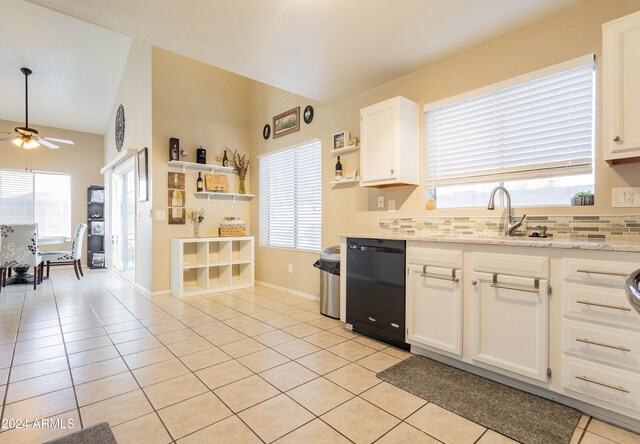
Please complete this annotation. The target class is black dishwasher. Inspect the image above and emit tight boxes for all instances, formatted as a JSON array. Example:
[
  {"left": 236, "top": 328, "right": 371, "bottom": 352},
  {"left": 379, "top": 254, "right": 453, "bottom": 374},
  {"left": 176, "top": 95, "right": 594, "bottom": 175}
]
[{"left": 346, "top": 238, "right": 408, "bottom": 350}]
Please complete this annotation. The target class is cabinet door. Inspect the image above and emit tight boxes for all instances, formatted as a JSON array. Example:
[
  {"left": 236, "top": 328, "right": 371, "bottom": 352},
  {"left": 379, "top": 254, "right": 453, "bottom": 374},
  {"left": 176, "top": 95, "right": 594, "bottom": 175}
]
[
  {"left": 471, "top": 272, "right": 549, "bottom": 382},
  {"left": 603, "top": 12, "right": 640, "bottom": 160},
  {"left": 407, "top": 265, "right": 462, "bottom": 356},
  {"left": 360, "top": 103, "right": 396, "bottom": 183}
]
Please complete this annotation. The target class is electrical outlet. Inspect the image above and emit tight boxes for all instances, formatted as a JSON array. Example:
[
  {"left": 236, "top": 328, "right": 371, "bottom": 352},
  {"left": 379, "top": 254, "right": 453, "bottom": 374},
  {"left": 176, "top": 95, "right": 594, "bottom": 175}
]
[
  {"left": 388, "top": 200, "right": 396, "bottom": 211},
  {"left": 288, "top": 264, "right": 293, "bottom": 273},
  {"left": 377, "top": 196, "right": 385, "bottom": 209},
  {"left": 612, "top": 187, "right": 640, "bottom": 207}
]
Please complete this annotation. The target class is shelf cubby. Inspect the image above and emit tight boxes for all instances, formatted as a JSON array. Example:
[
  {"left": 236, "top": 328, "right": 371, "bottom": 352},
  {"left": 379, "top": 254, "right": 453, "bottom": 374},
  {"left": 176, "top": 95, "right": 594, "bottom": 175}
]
[{"left": 171, "top": 236, "right": 254, "bottom": 297}]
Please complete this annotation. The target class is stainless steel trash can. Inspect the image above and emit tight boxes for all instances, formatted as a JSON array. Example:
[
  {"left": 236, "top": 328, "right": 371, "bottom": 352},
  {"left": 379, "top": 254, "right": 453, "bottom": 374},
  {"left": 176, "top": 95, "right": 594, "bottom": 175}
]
[{"left": 313, "top": 246, "right": 340, "bottom": 319}]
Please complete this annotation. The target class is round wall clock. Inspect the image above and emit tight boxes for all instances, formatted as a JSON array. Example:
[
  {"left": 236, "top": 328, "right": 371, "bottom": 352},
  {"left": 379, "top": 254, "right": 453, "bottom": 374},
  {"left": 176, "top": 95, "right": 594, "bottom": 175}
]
[
  {"left": 303, "top": 105, "right": 314, "bottom": 124},
  {"left": 263, "top": 124, "right": 271, "bottom": 140},
  {"left": 115, "top": 104, "right": 125, "bottom": 152}
]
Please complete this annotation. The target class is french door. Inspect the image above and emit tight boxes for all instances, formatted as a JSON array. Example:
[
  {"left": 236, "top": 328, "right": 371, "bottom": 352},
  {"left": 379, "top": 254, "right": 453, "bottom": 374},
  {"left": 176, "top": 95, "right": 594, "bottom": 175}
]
[{"left": 111, "top": 157, "right": 136, "bottom": 281}]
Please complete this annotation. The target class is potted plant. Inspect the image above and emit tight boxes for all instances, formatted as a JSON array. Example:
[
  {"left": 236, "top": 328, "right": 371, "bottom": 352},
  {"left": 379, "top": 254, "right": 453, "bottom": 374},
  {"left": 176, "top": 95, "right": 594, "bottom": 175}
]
[
  {"left": 187, "top": 208, "right": 205, "bottom": 237},
  {"left": 227, "top": 148, "right": 250, "bottom": 194},
  {"left": 571, "top": 191, "right": 594, "bottom": 206}
]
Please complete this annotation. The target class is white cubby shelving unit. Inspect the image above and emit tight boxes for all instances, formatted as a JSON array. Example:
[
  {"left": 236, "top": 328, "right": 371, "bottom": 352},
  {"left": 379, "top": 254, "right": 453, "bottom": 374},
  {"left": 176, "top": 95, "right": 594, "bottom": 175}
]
[{"left": 171, "top": 236, "right": 254, "bottom": 297}]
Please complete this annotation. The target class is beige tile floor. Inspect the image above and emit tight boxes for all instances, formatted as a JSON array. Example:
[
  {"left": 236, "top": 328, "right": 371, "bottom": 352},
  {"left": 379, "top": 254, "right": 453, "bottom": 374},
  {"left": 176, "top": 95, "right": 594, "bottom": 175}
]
[{"left": 0, "top": 268, "right": 639, "bottom": 444}]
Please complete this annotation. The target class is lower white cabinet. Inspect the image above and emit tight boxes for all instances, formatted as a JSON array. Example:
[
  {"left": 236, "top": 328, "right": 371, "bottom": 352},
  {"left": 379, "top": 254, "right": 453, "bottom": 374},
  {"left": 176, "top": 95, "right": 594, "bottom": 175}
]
[
  {"left": 171, "top": 236, "right": 254, "bottom": 297},
  {"left": 407, "top": 264, "right": 463, "bottom": 356},
  {"left": 471, "top": 252, "right": 550, "bottom": 382}
]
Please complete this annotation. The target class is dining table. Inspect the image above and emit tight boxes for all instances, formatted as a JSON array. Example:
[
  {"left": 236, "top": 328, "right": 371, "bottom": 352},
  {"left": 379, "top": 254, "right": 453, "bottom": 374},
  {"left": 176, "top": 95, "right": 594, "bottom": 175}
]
[{"left": 5, "top": 236, "right": 68, "bottom": 285}]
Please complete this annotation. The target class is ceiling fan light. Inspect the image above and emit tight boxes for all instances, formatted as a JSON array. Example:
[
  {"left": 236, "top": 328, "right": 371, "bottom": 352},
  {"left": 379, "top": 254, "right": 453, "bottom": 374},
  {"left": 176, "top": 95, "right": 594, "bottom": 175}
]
[{"left": 13, "top": 137, "right": 40, "bottom": 149}]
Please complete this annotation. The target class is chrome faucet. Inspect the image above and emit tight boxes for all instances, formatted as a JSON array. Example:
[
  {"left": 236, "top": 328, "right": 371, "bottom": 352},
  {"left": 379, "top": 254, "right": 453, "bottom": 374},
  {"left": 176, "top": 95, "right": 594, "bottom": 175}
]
[{"left": 487, "top": 186, "right": 526, "bottom": 236}]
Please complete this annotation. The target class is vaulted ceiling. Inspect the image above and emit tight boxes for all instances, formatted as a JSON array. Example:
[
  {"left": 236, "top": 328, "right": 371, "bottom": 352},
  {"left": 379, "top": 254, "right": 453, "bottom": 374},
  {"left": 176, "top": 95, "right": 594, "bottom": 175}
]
[{"left": 2, "top": 0, "right": 589, "bottom": 134}]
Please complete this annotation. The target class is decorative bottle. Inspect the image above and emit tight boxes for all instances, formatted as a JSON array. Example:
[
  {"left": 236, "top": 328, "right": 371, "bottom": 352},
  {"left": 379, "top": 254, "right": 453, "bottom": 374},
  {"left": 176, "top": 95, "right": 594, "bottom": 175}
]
[
  {"left": 222, "top": 150, "right": 229, "bottom": 167},
  {"left": 197, "top": 172, "right": 204, "bottom": 192},
  {"left": 335, "top": 156, "right": 343, "bottom": 180}
]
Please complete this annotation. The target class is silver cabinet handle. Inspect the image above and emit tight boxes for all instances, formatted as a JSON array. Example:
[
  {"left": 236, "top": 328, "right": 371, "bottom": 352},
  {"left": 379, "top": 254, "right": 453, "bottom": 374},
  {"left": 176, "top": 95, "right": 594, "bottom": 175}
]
[
  {"left": 575, "top": 375, "right": 630, "bottom": 393},
  {"left": 491, "top": 273, "right": 540, "bottom": 294},
  {"left": 576, "top": 338, "right": 631, "bottom": 352},
  {"left": 577, "top": 269, "right": 628, "bottom": 277},
  {"left": 613, "top": 136, "right": 621, "bottom": 142},
  {"left": 368, "top": 317, "right": 376, "bottom": 322},
  {"left": 390, "top": 169, "right": 394, "bottom": 175},
  {"left": 420, "top": 265, "right": 459, "bottom": 283},
  {"left": 391, "top": 323, "right": 399, "bottom": 328},
  {"left": 577, "top": 300, "right": 631, "bottom": 312},
  {"left": 472, "top": 280, "right": 478, "bottom": 285}
]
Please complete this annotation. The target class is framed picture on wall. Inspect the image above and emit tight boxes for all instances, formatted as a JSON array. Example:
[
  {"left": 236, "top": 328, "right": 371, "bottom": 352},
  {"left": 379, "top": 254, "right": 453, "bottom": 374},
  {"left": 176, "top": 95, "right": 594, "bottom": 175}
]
[
  {"left": 273, "top": 107, "right": 300, "bottom": 139},
  {"left": 137, "top": 147, "right": 148, "bottom": 202},
  {"left": 168, "top": 190, "right": 185, "bottom": 207},
  {"left": 168, "top": 207, "right": 185, "bottom": 224},
  {"left": 168, "top": 172, "right": 185, "bottom": 190},
  {"left": 333, "top": 131, "right": 350, "bottom": 150}
]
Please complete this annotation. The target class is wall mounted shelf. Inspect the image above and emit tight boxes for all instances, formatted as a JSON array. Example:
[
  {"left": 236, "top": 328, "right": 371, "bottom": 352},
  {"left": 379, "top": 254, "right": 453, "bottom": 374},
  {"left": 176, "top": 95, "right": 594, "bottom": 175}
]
[
  {"left": 331, "top": 145, "right": 359, "bottom": 157},
  {"left": 168, "top": 160, "right": 234, "bottom": 174},
  {"left": 331, "top": 177, "right": 360, "bottom": 187},
  {"left": 194, "top": 191, "right": 254, "bottom": 202}
]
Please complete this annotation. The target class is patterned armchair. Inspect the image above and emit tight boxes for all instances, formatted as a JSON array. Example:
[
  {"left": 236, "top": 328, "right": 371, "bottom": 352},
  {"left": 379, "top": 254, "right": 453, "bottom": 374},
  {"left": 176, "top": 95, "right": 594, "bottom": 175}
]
[
  {"left": 41, "top": 223, "right": 87, "bottom": 280},
  {"left": 0, "top": 224, "right": 43, "bottom": 291}
]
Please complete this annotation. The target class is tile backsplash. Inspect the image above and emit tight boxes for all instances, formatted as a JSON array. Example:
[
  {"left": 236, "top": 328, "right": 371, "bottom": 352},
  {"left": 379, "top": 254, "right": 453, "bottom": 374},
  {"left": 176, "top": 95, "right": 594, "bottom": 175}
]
[{"left": 378, "top": 215, "right": 640, "bottom": 244}]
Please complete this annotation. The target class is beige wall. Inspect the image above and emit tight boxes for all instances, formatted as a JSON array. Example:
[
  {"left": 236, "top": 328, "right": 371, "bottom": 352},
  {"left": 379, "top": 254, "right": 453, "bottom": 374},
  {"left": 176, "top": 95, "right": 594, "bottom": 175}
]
[
  {"left": 0, "top": 119, "right": 103, "bottom": 255},
  {"left": 103, "top": 40, "right": 153, "bottom": 291},
  {"left": 151, "top": 48, "right": 254, "bottom": 292},
  {"left": 250, "top": 0, "right": 640, "bottom": 297}
]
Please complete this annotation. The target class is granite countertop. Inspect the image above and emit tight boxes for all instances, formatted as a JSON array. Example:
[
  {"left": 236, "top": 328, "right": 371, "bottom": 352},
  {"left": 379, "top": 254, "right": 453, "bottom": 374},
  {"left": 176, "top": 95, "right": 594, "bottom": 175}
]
[{"left": 338, "top": 233, "right": 640, "bottom": 253}]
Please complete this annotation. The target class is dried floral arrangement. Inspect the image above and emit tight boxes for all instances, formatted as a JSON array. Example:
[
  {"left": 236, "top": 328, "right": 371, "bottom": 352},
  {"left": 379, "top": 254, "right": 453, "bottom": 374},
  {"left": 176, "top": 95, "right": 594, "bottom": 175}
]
[
  {"left": 187, "top": 208, "right": 205, "bottom": 225},
  {"left": 227, "top": 148, "right": 250, "bottom": 179}
]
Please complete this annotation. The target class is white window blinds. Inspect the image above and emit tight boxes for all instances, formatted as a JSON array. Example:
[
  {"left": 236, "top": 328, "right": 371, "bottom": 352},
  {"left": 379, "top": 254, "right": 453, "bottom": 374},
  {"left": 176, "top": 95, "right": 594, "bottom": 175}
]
[
  {"left": 259, "top": 140, "right": 322, "bottom": 251},
  {"left": 0, "top": 169, "right": 71, "bottom": 237},
  {"left": 426, "top": 55, "right": 595, "bottom": 187}
]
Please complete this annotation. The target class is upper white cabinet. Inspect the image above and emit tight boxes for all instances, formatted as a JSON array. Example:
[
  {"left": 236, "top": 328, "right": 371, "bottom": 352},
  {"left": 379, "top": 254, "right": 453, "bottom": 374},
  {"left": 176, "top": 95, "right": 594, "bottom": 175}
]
[
  {"left": 360, "top": 96, "right": 419, "bottom": 187},
  {"left": 603, "top": 11, "right": 640, "bottom": 162}
]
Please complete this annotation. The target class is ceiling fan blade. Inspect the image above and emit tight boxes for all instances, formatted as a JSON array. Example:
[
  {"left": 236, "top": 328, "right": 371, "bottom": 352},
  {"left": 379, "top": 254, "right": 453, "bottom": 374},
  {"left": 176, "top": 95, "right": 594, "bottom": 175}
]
[
  {"left": 38, "top": 139, "right": 60, "bottom": 149},
  {"left": 43, "top": 137, "right": 74, "bottom": 145},
  {"left": 0, "top": 136, "right": 17, "bottom": 142}
]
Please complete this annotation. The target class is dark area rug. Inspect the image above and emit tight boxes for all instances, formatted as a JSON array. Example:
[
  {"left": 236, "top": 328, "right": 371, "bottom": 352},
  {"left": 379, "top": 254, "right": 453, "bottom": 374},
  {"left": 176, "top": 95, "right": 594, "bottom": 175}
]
[{"left": 377, "top": 355, "right": 581, "bottom": 444}]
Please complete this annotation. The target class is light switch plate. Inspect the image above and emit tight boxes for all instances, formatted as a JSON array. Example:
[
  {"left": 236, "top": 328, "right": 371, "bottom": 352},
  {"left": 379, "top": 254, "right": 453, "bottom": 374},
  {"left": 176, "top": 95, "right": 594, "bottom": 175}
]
[
  {"left": 377, "top": 196, "right": 385, "bottom": 209},
  {"left": 612, "top": 187, "right": 640, "bottom": 207},
  {"left": 155, "top": 210, "right": 166, "bottom": 220},
  {"left": 388, "top": 200, "right": 396, "bottom": 211}
]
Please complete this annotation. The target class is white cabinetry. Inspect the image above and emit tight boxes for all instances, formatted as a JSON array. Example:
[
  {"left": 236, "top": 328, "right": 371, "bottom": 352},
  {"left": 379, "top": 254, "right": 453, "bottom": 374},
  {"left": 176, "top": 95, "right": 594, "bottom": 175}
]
[
  {"left": 471, "top": 253, "right": 550, "bottom": 382},
  {"left": 360, "top": 96, "right": 418, "bottom": 187},
  {"left": 171, "top": 236, "right": 254, "bottom": 297},
  {"left": 561, "top": 257, "right": 640, "bottom": 417},
  {"left": 603, "top": 11, "right": 640, "bottom": 162},
  {"left": 406, "top": 247, "right": 463, "bottom": 356}
]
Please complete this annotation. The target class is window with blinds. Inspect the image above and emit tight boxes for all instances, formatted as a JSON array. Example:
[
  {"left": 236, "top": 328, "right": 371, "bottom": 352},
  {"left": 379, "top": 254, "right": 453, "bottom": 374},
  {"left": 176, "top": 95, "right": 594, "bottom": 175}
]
[
  {"left": 259, "top": 140, "right": 322, "bottom": 251},
  {"left": 425, "top": 55, "right": 595, "bottom": 208},
  {"left": 0, "top": 169, "right": 71, "bottom": 237}
]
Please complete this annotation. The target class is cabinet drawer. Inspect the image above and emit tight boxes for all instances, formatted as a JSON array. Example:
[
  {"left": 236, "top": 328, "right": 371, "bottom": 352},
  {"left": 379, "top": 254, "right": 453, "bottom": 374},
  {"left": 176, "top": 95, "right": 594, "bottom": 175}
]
[
  {"left": 562, "top": 356, "right": 640, "bottom": 414},
  {"left": 473, "top": 253, "right": 549, "bottom": 278},
  {"left": 563, "top": 258, "right": 636, "bottom": 287},
  {"left": 563, "top": 282, "right": 640, "bottom": 330},
  {"left": 407, "top": 246, "right": 462, "bottom": 268},
  {"left": 563, "top": 319, "right": 640, "bottom": 371}
]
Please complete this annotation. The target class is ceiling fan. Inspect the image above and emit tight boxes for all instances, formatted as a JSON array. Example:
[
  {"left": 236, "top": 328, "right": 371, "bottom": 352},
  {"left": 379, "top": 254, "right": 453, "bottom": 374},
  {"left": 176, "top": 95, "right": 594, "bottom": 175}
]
[{"left": 0, "top": 67, "right": 74, "bottom": 150}]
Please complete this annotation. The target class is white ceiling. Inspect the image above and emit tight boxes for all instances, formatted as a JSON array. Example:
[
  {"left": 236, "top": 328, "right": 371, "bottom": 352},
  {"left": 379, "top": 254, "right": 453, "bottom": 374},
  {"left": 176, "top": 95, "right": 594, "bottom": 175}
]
[
  {"left": 4, "top": 0, "right": 589, "bottom": 135},
  {"left": 0, "top": 0, "right": 131, "bottom": 134}
]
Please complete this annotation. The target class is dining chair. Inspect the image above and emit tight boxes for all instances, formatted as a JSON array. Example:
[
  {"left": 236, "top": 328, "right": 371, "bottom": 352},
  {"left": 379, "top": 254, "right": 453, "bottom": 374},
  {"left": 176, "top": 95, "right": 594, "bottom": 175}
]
[
  {"left": 0, "top": 224, "right": 43, "bottom": 291},
  {"left": 41, "top": 223, "right": 87, "bottom": 280}
]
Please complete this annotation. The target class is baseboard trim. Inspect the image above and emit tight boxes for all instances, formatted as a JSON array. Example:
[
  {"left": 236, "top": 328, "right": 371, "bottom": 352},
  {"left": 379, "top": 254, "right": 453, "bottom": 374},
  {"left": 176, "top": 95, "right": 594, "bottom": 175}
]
[
  {"left": 151, "top": 290, "right": 171, "bottom": 296},
  {"left": 134, "top": 283, "right": 151, "bottom": 296},
  {"left": 255, "top": 280, "right": 319, "bottom": 301}
]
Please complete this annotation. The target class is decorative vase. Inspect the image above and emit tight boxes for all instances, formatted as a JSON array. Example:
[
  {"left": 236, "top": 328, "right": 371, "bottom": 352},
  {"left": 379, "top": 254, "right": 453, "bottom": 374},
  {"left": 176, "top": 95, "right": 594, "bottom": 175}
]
[
  {"left": 192, "top": 223, "right": 199, "bottom": 238},
  {"left": 238, "top": 176, "right": 246, "bottom": 194}
]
